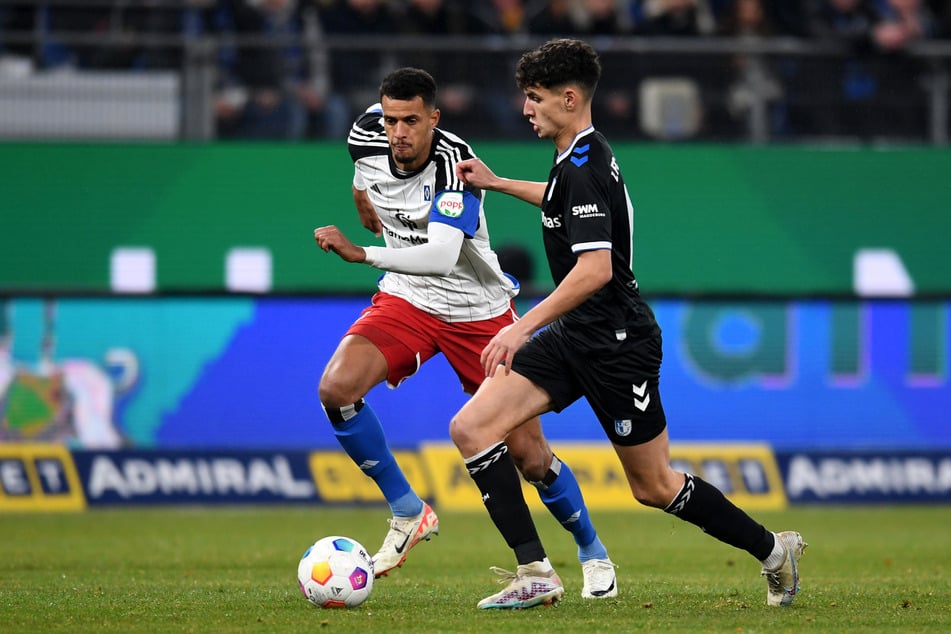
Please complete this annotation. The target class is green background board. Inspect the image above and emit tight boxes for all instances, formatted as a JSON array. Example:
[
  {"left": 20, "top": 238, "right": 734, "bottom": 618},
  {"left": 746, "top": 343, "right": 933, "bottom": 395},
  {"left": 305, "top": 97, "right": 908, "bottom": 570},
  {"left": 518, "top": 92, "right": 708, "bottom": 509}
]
[{"left": 1, "top": 142, "right": 948, "bottom": 294}]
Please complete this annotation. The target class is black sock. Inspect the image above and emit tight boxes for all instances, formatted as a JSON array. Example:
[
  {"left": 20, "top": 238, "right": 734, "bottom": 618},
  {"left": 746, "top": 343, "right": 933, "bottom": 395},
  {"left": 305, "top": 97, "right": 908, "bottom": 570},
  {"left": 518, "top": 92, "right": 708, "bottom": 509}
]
[
  {"left": 665, "top": 473, "right": 775, "bottom": 560},
  {"left": 466, "top": 442, "right": 546, "bottom": 565}
]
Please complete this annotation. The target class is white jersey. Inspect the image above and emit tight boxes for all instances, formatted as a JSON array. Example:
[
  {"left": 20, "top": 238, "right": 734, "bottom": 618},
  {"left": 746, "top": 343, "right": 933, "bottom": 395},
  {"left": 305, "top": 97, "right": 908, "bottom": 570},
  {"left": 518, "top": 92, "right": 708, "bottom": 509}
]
[{"left": 348, "top": 106, "right": 517, "bottom": 323}]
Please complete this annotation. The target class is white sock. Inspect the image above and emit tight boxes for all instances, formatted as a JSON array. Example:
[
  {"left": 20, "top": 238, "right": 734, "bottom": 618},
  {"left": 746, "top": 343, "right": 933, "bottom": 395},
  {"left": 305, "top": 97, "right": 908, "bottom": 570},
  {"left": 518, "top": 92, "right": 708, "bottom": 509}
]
[{"left": 760, "top": 532, "right": 786, "bottom": 570}]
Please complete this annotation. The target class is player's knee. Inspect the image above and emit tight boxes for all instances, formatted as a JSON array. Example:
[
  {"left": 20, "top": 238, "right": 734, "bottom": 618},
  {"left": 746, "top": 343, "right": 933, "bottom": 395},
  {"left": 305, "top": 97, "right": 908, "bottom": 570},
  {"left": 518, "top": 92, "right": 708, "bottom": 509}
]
[
  {"left": 448, "top": 412, "right": 478, "bottom": 453},
  {"left": 627, "top": 477, "right": 670, "bottom": 509},
  {"left": 317, "top": 373, "right": 358, "bottom": 409},
  {"left": 628, "top": 469, "right": 684, "bottom": 509}
]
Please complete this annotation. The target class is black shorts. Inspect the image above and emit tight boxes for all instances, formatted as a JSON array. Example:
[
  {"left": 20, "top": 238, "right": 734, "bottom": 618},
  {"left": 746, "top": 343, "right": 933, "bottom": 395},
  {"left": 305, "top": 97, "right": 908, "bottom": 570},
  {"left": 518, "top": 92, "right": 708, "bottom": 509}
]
[{"left": 511, "top": 325, "right": 667, "bottom": 446}]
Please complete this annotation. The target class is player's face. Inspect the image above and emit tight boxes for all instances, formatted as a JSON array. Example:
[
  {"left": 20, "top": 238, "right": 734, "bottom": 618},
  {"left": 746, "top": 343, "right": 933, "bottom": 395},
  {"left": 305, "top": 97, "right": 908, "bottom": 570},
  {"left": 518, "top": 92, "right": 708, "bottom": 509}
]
[
  {"left": 381, "top": 95, "right": 440, "bottom": 172},
  {"left": 522, "top": 84, "right": 571, "bottom": 145}
]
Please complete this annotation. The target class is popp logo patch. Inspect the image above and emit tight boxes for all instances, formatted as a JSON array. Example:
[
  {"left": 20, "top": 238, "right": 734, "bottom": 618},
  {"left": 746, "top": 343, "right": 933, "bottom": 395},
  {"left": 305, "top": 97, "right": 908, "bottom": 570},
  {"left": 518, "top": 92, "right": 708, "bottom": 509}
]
[{"left": 435, "top": 191, "right": 464, "bottom": 218}]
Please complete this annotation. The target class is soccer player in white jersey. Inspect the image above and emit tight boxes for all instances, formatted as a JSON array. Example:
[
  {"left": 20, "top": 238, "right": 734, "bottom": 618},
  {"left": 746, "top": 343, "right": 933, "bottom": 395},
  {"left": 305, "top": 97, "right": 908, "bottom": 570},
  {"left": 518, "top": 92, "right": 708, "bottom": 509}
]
[
  {"left": 451, "top": 39, "right": 806, "bottom": 610},
  {"left": 313, "top": 67, "right": 617, "bottom": 599}
]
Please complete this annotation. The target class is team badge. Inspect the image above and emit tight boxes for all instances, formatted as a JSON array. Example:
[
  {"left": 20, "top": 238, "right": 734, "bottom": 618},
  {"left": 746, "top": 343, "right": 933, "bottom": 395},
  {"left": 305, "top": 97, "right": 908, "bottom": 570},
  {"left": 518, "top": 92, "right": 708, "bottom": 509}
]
[
  {"left": 435, "top": 191, "right": 464, "bottom": 218},
  {"left": 424, "top": 185, "right": 431, "bottom": 201},
  {"left": 614, "top": 419, "right": 632, "bottom": 437}
]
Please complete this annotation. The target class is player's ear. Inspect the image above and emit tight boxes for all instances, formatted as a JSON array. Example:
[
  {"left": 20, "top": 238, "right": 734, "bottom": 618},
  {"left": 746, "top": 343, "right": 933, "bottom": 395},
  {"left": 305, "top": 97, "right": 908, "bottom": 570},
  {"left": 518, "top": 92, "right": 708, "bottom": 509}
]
[
  {"left": 563, "top": 89, "right": 576, "bottom": 112},
  {"left": 431, "top": 107, "right": 441, "bottom": 127}
]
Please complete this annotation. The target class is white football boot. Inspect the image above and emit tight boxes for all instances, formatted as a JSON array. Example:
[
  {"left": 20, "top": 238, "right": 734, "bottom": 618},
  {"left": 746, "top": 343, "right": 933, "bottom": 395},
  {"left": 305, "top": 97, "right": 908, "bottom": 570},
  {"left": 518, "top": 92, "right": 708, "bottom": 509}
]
[
  {"left": 477, "top": 561, "right": 564, "bottom": 609},
  {"left": 762, "top": 530, "right": 808, "bottom": 606},
  {"left": 581, "top": 558, "right": 618, "bottom": 599},
  {"left": 371, "top": 502, "right": 439, "bottom": 577}
]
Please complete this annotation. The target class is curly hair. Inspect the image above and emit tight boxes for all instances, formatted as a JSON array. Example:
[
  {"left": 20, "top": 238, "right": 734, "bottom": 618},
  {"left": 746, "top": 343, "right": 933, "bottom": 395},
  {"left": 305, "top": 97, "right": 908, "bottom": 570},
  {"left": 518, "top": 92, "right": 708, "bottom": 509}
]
[{"left": 515, "top": 39, "right": 601, "bottom": 96}]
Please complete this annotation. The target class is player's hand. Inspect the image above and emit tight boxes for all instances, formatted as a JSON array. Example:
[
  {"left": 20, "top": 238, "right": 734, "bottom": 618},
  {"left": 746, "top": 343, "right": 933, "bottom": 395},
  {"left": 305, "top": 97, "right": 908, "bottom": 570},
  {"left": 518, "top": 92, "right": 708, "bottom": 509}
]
[
  {"left": 480, "top": 323, "right": 531, "bottom": 378},
  {"left": 353, "top": 187, "right": 382, "bottom": 237},
  {"left": 455, "top": 158, "right": 499, "bottom": 190},
  {"left": 314, "top": 225, "right": 366, "bottom": 263}
]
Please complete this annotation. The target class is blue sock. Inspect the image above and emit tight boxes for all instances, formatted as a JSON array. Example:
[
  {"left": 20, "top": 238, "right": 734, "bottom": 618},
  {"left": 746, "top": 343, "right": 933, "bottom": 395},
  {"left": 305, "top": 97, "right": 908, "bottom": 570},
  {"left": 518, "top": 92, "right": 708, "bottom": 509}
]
[
  {"left": 327, "top": 399, "right": 423, "bottom": 518},
  {"left": 535, "top": 456, "right": 608, "bottom": 563}
]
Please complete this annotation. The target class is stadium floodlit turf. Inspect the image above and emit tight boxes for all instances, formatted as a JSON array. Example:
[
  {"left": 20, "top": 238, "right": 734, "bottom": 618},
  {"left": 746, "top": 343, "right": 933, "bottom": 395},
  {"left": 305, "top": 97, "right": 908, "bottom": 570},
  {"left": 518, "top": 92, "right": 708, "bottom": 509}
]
[{"left": 1, "top": 505, "right": 949, "bottom": 633}]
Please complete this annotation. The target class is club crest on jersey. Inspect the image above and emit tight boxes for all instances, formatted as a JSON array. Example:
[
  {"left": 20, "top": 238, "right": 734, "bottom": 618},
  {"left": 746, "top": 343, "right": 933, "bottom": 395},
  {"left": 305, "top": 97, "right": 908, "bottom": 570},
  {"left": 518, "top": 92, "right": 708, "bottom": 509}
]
[
  {"left": 615, "top": 419, "right": 633, "bottom": 437},
  {"left": 435, "top": 191, "right": 464, "bottom": 218},
  {"left": 424, "top": 185, "right": 431, "bottom": 201}
]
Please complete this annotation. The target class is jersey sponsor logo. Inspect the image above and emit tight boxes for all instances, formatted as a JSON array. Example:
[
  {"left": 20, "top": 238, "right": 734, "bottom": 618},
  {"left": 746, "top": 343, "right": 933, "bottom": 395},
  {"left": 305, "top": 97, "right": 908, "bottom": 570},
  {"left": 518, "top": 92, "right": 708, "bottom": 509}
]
[
  {"left": 572, "top": 203, "right": 605, "bottom": 218},
  {"left": 541, "top": 212, "right": 562, "bottom": 228},
  {"left": 395, "top": 211, "right": 418, "bottom": 230},
  {"left": 383, "top": 226, "right": 428, "bottom": 245},
  {"left": 434, "top": 191, "right": 464, "bottom": 218}
]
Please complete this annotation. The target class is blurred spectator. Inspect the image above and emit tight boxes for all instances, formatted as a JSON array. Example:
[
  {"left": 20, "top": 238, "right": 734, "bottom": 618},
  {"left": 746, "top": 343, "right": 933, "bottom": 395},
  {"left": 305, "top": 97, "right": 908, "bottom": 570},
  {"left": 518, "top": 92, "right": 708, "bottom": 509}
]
[
  {"left": 38, "top": 4, "right": 136, "bottom": 69},
  {"left": 930, "top": 0, "right": 951, "bottom": 38},
  {"left": 317, "top": 0, "right": 398, "bottom": 128},
  {"left": 394, "top": 0, "right": 478, "bottom": 132},
  {"left": 0, "top": 3, "right": 36, "bottom": 68},
  {"left": 24, "top": 1, "right": 218, "bottom": 72},
  {"left": 869, "top": 0, "right": 937, "bottom": 137},
  {"left": 802, "top": 0, "right": 931, "bottom": 140},
  {"left": 801, "top": 0, "right": 880, "bottom": 138},
  {"left": 716, "top": 0, "right": 790, "bottom": 138},
  {"left": 528, "top": 1, "right": 638, "bottom": 138},
  {"left": 873, "top": 0, "right": 936, "bottom": 51},
  {"left": 634, "top": 0, "right": 718, "bottom": 36},
  {"left": 758, "top": 0, "right": 809, "bottom": 36},
  {"left": 526, "top": 0, "right": 575, "bottom": 34},
  {"left": 470, "top": 0, "right": 527, "bottom": 35},
  {"left": 216, "top": 0, "right": 347, "bottom": 140}
]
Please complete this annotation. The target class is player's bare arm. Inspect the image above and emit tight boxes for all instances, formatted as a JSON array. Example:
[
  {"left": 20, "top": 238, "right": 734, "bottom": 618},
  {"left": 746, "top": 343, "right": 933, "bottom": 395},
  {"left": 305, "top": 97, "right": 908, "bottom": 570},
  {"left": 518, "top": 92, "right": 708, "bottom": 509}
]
[
  {"left": 314, "top": 225, "right": 367, "bottom": 263},
  {"left": 482, "top": 249, "right": 612, "bottom": 376},
  {"left": 352, "top": 186, "right": 382, "bottom": 237},
  {"left": 456, "top": 158, "right": 547, "bottom": 208}
]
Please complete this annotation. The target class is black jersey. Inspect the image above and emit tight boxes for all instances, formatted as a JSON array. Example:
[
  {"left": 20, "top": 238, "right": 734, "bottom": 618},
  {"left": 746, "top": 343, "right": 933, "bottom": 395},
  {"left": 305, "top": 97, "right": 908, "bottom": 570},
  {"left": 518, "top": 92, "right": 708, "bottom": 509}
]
[{"left": 540, "top": 127, "right": 660, "bottom": 349}]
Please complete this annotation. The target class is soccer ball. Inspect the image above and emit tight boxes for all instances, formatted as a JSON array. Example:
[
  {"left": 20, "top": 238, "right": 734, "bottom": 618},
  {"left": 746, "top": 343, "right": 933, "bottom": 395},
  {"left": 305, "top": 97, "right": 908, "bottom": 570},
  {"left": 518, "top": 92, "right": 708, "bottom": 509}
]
[{"left": 297, "top": 535, "right": 374, "bottom": 608}]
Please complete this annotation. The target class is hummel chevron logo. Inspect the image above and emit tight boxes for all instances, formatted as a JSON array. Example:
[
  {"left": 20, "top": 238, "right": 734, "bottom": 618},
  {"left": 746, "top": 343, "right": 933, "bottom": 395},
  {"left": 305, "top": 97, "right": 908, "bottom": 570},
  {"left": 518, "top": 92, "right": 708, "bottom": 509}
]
[
  {"left": 633, "top": 381, "right": 650, "bottom": 412},
  {"left": 358, "top": 460, "right": 380, "bottom": 471},
  {"left": 570, "top": 144, "right": 590, "bottom": 167},
  {"left": 563, "top": 510, "right": 581, "bottom": 525}
]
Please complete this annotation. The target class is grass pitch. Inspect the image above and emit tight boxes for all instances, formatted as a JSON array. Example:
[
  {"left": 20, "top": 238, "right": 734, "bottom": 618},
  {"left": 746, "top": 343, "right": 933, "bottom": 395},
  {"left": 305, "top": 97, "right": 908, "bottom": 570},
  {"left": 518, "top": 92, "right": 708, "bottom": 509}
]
[{"left": 1, "top": 505, "right": 949, "bottom": 633}]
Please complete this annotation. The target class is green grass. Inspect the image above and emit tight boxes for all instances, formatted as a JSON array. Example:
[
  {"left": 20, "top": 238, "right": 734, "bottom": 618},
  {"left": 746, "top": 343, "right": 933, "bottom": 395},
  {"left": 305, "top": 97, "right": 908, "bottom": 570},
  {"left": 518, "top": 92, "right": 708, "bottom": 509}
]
[{"left": 1, "top": 506, "right": 949, "bottom": 633}]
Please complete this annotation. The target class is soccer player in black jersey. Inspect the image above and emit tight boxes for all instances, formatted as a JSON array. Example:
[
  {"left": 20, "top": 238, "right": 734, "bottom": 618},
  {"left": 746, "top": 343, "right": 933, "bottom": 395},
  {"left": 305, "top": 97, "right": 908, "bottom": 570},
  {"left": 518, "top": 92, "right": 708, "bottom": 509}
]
[
  {"left": 314, "top": 67, "right": 617, "bottom": 599},
  {"left": 452, "top": 39, "right": 806, "bottom": 610}
]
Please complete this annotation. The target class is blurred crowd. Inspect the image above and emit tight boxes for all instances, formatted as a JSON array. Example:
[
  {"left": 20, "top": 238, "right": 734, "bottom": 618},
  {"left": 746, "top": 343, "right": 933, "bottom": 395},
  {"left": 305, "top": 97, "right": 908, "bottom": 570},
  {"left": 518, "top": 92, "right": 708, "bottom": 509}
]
[{"left": 1, "top": 0, "right": 949, "bottom": 141}]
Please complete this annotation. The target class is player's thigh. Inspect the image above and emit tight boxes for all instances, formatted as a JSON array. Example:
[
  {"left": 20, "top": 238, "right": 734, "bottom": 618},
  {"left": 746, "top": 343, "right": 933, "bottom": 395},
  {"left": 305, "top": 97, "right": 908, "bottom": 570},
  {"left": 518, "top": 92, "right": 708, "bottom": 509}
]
[
  {"left": 319, "top": 334, "right": 389, "bottom": 405},
  {"left": 450, "top": 370, "right": 551, "bottom": 455},
  {"left": 344, "top": 293, "right": 441, "bottom": 390}
]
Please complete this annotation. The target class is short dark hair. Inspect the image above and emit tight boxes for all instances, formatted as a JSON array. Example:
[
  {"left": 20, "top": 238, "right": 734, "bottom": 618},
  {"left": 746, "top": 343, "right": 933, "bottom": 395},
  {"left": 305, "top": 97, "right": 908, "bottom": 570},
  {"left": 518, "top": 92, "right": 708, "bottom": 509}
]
[
  {"left": 515, "top": 38, "right": 601, "bottom": 96},
  {"left": 379, "top": 67, "right": 437, "bottom": 108}
]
